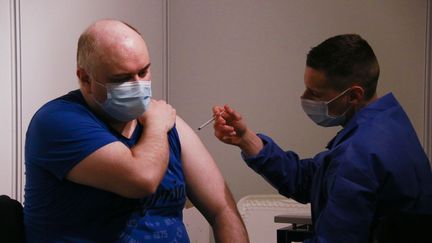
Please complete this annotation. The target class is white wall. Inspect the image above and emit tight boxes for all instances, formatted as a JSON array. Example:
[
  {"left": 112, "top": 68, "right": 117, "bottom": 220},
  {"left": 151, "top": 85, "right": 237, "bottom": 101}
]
[
  {"left": 167, "top": 0, "right": 430, "bottom": 201},
  {"left": 0, "top": 0, "right": 14, "bottom": 197}
]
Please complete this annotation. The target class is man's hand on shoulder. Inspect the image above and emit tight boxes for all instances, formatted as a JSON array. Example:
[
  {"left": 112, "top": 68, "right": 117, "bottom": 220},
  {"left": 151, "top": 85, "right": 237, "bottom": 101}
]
[{"left": 138, "top": 99, "right": 176, "bottom": 133}]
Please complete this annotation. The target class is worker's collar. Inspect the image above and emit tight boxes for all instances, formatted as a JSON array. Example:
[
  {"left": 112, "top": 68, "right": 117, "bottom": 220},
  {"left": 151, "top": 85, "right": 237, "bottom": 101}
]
[{"left": 326, "top": 92, "right": 397, "bottom": 149}]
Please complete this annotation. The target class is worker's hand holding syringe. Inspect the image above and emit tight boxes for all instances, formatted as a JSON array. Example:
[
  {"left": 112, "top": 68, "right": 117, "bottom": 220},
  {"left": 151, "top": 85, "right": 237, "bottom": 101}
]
[{"left": 210, "top": 105, "right": 263, "bottom": 156}]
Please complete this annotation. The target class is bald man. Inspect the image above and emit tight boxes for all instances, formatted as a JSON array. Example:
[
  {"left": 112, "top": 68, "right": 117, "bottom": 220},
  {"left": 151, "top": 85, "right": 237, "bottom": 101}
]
[{"left": 24, "top": 19, "right": 248, "bottom": 243}]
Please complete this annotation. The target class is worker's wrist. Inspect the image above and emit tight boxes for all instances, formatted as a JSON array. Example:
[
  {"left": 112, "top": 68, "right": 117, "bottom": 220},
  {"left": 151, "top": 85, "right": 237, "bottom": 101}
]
[{"left": 238, "top": 129, "right": 263, "bottom": 157}]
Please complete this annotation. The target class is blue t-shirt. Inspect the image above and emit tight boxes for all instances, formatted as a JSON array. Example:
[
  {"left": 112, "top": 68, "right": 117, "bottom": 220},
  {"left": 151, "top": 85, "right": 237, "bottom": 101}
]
[
  {"left": 244, "top": 93, "right": 432, "bottom": 242},
  {"left": 24, "top": 90, "right": 189, "bottom": 243}
]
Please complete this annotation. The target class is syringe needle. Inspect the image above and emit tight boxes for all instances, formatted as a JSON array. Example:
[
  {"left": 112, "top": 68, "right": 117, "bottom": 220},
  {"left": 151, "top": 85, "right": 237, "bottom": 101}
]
[{"left": 197, "top": 111, "right": 225, "bottom": 131}]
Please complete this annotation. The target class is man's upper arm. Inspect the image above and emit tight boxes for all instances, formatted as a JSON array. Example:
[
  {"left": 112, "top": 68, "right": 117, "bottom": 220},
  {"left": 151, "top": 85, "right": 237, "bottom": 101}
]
[
  {"left": 176, "top": 116, "right": 249, "bottom": 242},
  {"left": 66, "top": 140, "right": 150, "bottom": 197},
  {"left": 26, "top": 102, "right": 119, "bottom": 179},
  {"left": 175, "top": 116, "right": 235, "bottom": 220}
]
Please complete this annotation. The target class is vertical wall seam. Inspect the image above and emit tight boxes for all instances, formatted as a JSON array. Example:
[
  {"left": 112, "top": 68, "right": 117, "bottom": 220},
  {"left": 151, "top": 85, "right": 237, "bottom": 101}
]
[
  {"left": 163, "top": 0, "right": 170, "bottom": 102},
  {"left": 17, "top": 0, "right": 23, "bottom": 202},
  {"left": 425, "top": 0, "right": 432, "bottom": 161},
  {"left": 9, "top": 0, "right": 16, "bottom": 200},
  {"left": 10, "top": 0, "right": 23, "bottom": 202}
]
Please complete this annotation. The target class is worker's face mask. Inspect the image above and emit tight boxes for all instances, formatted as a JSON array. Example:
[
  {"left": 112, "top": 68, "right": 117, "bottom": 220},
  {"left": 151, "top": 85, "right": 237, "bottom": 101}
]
[
  {"left": 92, "top": 80, "right": 152, "bottom": 122},
  {"left": 301, "top": 88, "right": 352, "bottom": 127}
]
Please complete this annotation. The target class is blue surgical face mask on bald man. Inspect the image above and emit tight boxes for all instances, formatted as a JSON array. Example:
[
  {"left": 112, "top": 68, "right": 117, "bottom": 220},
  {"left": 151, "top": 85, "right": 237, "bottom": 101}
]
[
  {"left": 92, "top": 80, "right": 152, "bottom": 122},
  {"left": 301, "top": 88, "right": 352, "bottom": 127}
]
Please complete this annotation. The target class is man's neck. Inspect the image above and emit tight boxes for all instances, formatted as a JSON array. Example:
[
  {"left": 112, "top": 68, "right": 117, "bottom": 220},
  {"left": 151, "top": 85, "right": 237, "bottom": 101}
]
[
  {"left": 354, "top": 93, "right": 379, "bottom": 113},
  {"left": 110, "top": 119, "right": 138, "bottom": 139},
  {"left": 81, "top": 90, "right": 138, "bottom": 139},
  {"left": 364, "top": 93, "right": 379, "bottom": 107}
]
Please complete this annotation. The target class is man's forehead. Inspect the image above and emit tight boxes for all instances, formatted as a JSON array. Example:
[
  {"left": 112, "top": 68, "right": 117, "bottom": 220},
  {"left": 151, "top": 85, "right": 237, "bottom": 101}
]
[{"left": 121, "top": 38, "right": 135, "bottom": 49}]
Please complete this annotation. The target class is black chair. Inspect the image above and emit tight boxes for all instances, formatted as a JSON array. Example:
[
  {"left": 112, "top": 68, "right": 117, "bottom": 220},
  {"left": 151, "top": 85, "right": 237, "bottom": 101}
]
[
  {"left": 0, "top": 195, "right": 25, "bottom": 243},
  {"left": 372, "top": 211, "right": 432, "bottom": 243},
  {"left": 278, "top": 211, "right": 432, "bottom": 243},
  {"left": 277, "top": 223, "right": 313, "bottom": 243}
]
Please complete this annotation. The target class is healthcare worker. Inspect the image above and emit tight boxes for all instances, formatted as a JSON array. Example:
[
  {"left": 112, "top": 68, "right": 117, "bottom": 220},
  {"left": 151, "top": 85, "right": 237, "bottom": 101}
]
[{"left": 212, "top": 34, "right": 432, "bottom": 242}]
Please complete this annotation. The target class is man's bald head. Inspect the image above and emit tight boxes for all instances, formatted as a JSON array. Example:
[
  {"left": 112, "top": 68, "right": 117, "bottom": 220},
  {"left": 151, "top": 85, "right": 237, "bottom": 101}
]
[{"left": 76, "top": 19, "right": 147, "bottom": 75}]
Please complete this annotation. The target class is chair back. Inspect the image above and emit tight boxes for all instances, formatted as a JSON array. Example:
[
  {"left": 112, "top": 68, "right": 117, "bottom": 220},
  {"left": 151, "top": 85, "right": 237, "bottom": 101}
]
[
  {"left": 237, "top": 194, "right": 311, "bottom": 243},
  {"left": 0, "top": 195, "right": 25, "bottom": 243},
  {"left": 373, "top": 211, "right": 432, "bottom": 243}
]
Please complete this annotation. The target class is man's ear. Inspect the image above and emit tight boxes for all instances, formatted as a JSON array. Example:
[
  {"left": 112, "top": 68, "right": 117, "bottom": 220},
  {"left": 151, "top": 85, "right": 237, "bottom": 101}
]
[
  {"left": 349, "top": 85, "right": 365, "bottom": 106},
  {"left": 77, "top": 67, "right": 91, "bottom": 93}
]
